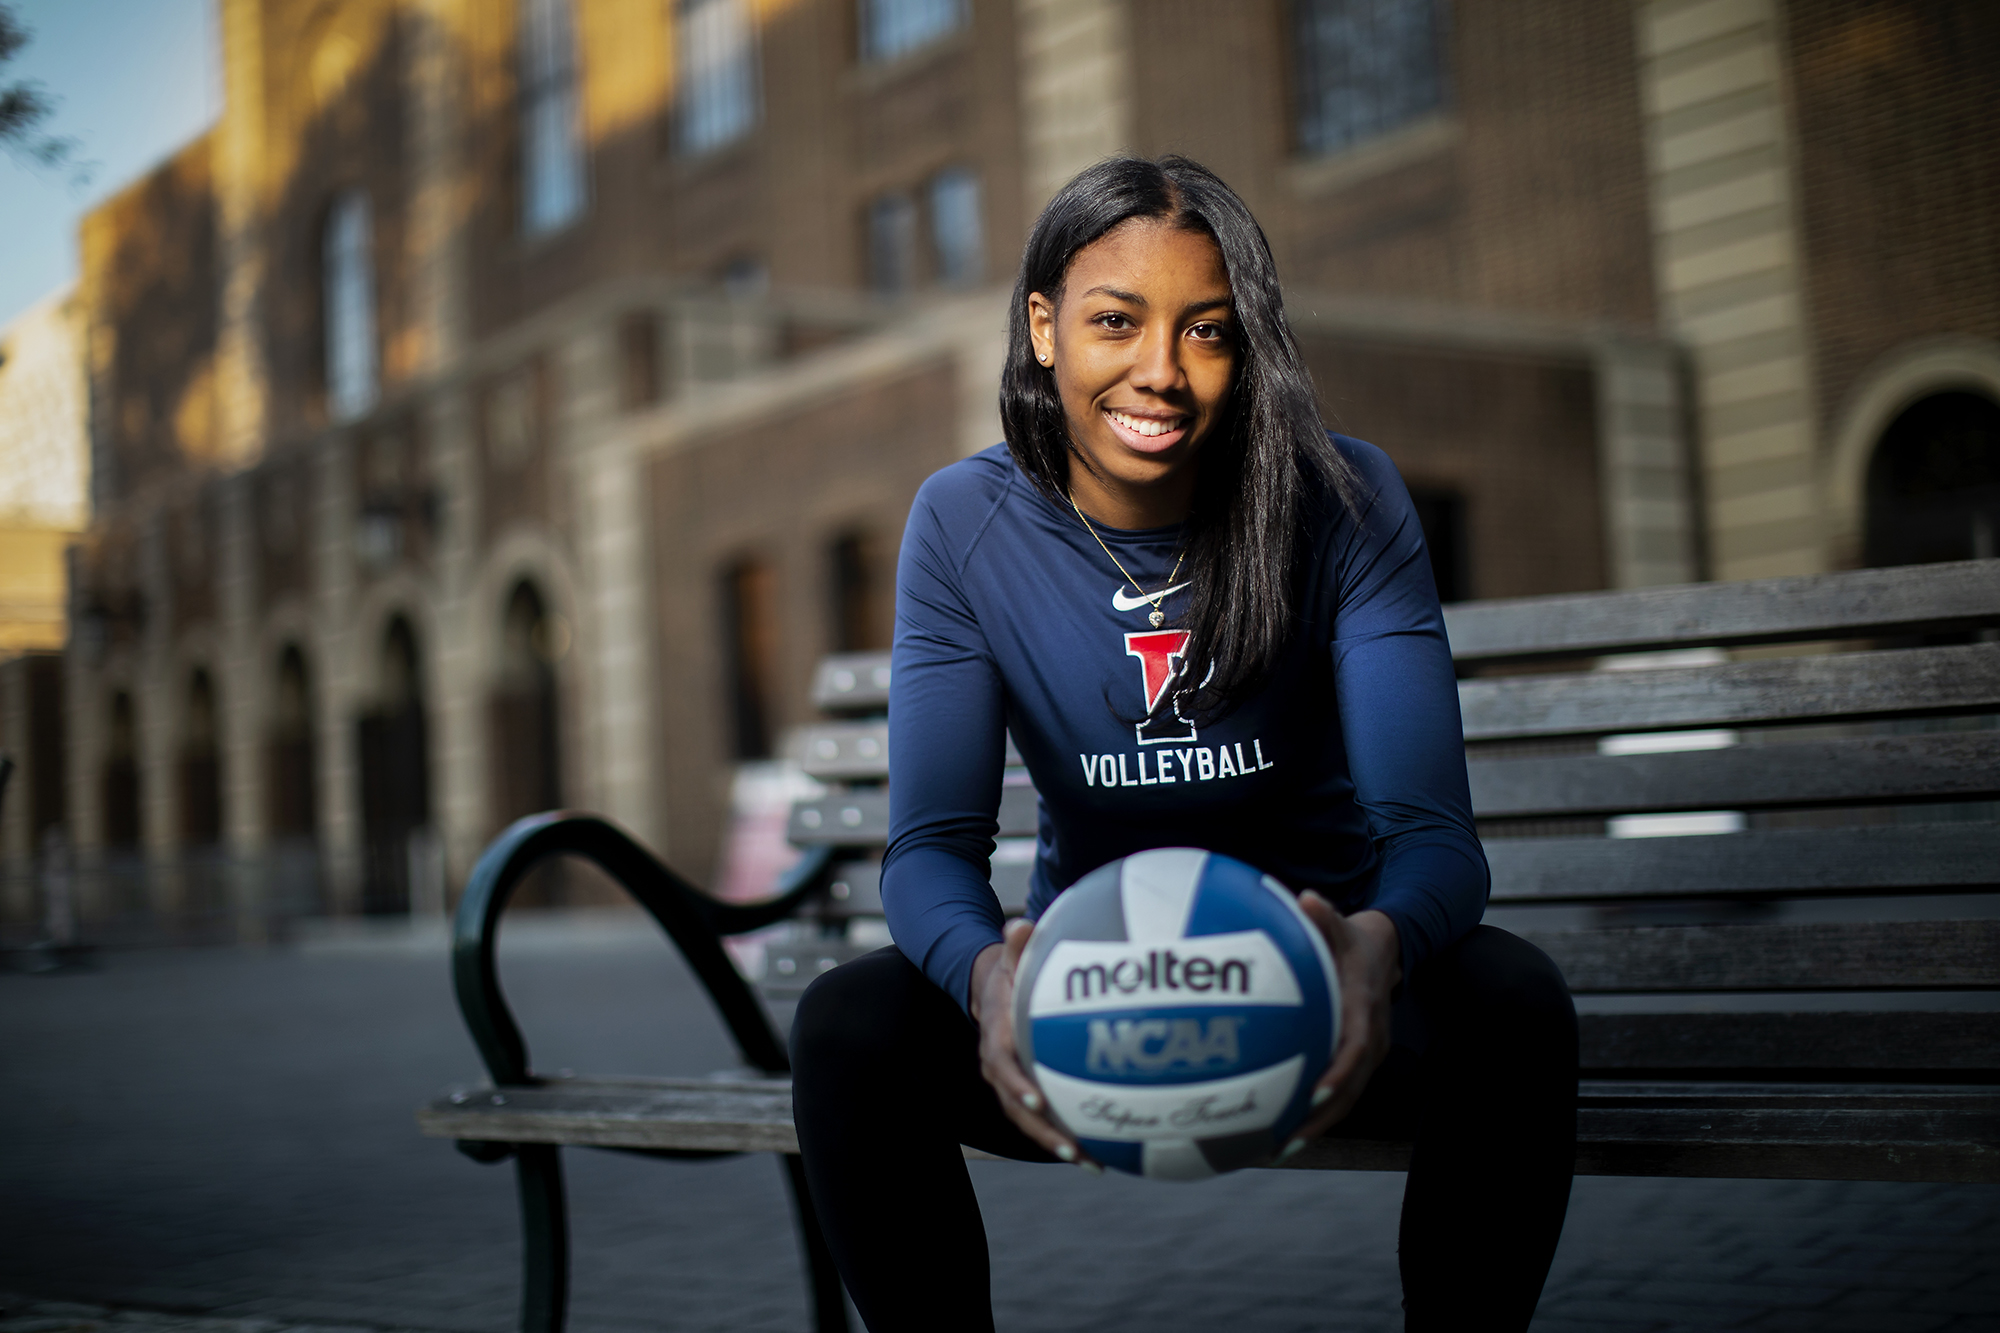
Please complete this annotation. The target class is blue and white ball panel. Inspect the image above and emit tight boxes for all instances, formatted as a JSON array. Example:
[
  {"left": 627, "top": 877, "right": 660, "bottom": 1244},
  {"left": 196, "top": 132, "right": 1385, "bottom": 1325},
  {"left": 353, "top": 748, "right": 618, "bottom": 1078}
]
[{"left": 1014, "top": 848, "right": 1340, "bottom": 1181}]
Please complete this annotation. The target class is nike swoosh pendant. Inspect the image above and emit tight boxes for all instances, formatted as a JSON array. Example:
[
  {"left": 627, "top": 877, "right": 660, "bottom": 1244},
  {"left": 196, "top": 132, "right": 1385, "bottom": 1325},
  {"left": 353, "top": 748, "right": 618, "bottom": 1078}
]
[{"left": 1112, "top": 581, "right": 1191, "bottom": 613}]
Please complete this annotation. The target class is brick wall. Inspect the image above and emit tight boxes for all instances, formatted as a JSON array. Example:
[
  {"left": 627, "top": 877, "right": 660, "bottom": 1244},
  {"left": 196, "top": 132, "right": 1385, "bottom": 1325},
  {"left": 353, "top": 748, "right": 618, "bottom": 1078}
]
[
  {"left": 648, "top": 362, "right": 960, "bottom": 880},
  {"left": 78, "top": 135, "right": 220, "bottom": 507},
  {"left": 1129, "top": 0, "right": 1657, "bottom": 327},
  {"left": 461, "top": 0, "right": 1028, "bottom": 342},
  {"left": 257, "top": 0, "right": 410, "bottom": 440},
  {"left": 1787, "top": 0, "right": 2000, "bottom": 433},
  {"left": 1301, "top": 336, "right": 1607, "bottom": 599}
]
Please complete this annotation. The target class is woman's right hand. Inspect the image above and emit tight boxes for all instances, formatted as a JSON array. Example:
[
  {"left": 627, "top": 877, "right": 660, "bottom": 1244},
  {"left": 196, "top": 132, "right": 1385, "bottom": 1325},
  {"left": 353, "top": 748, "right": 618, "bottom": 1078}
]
[{"left": 970, "top": 919, "right": 1096, "bottom": 1170}]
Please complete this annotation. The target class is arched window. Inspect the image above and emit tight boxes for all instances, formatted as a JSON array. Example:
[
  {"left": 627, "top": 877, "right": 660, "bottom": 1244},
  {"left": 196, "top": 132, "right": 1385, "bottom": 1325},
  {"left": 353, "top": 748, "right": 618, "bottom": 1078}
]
[
  {"left": 181, "top": 669, "right": 222, "bottom": 847},
  {"left": 357, "top": 617, "right": 431, "bottom": 914},
  {"left": 323, "top": 190, "right": 379, "bottom": 421},
  {"left": 1864, "top": 391, "right": 2000, "bottom": 568},
  {"left": 521, "top": 0, "right": 586, "bottom": 234},
  {"left": 269, "top": 646, "right": 317, "bottom": 840},
  {"left": 103, "top": 690, "right": 141, "bottom": 850}
]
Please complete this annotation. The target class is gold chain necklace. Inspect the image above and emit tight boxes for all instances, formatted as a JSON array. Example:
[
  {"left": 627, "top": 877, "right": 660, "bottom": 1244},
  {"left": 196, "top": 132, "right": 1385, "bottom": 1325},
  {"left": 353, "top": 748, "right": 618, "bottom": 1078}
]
[{"left": 1067, "top": 490, "right": 1187, "bottom": 628}]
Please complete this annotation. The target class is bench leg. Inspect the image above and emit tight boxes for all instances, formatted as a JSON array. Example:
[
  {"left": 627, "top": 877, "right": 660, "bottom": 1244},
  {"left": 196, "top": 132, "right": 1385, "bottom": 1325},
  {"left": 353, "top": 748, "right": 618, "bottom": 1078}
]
[
  {"left": 782, "top": 1153, "right": 850, "bottom": 1332},
  {"left": 515, "top": 1144, "right": 569, "bottom": 1333}
]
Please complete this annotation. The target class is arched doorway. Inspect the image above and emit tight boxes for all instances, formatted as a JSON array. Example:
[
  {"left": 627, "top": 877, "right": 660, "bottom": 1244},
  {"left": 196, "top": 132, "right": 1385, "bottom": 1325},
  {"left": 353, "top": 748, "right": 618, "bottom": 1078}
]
[
  {"left": 181, "top": 669, "right": 222, "bottom": 848},
  {"left": 103, "top": 690, "right": 141, "bottom": 850},
  {"left": 357, "top": 617, "right": 431, "bottom": 915},
  {"left": 490, "top": 581, "right": 564, "bottom": 905},
  {"left": 268, "top": 645, "right": 320, "bottom": 914},
  {"left": 1864, "top": 391, "right": 2000, "bottom": 568}
]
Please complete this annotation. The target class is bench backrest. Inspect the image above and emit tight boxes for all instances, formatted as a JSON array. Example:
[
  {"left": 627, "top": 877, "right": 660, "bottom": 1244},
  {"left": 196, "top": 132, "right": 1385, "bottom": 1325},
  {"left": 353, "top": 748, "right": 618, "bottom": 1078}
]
[{"left": 789, "top": 558, "right": 2000, "bottom": 1080}]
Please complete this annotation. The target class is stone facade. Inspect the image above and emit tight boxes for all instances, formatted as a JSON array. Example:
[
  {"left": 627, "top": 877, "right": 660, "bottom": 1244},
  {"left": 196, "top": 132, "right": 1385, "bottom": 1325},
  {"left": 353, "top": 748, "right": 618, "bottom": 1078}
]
[{"left": 35, "top": 0, "right": 1991, "bottom": 931}]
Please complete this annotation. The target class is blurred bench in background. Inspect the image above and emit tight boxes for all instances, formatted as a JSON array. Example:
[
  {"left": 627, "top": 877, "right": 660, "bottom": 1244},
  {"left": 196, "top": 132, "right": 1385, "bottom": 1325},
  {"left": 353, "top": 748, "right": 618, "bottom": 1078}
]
[{"left": 421, "top": 557, "right": 1999, "bottom": 1333}]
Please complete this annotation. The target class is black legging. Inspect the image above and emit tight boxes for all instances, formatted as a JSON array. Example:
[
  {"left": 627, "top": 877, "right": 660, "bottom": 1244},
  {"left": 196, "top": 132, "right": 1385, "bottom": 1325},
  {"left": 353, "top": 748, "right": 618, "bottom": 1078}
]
[{"left": 791, "top": 924, "right": 1577, "bottom": 1332}]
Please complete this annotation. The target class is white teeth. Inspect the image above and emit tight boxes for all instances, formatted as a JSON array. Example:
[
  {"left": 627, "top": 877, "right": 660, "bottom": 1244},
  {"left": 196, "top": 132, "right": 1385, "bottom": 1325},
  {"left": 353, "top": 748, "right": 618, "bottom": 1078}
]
[{"left": 1109, "top": 409, "right": 1182, "bottom": 438}]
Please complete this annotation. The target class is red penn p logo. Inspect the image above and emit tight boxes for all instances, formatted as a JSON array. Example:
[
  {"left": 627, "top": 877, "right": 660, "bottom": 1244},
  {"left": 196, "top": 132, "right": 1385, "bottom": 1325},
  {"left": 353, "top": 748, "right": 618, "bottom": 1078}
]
[{"left": 1125, "top": 629, "right": 1191, "bottom": 715}]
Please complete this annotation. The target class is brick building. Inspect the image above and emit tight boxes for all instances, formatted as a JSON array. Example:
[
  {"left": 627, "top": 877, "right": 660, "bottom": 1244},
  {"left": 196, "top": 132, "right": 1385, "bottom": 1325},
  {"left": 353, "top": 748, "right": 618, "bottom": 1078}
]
[
  {"left": 41, "top": 0, "right": 1999, "bottom": 933},
  {"left": 0, "top": 290, "right": 89, "bottom": 918}
]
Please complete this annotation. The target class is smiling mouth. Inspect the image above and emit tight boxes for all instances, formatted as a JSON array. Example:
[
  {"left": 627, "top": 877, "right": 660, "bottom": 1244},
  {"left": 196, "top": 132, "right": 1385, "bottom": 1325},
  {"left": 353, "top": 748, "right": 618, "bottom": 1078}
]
[{"left": 1105, "top": 408, "right": 1190, "bottom": 445}]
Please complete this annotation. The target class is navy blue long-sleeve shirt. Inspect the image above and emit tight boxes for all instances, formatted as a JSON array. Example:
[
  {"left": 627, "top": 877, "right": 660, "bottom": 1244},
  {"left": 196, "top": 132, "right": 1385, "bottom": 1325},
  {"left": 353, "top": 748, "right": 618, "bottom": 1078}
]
[{"left": 881, "top": 438, "right": 1488, "bottom": 1013}]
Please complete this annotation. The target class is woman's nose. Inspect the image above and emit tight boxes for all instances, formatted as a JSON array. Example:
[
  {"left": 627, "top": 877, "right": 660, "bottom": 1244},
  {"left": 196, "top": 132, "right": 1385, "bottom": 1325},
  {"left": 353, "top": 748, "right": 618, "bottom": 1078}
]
[{"left": 1129, "top": 325, "right": 1184, "bottom": 391}]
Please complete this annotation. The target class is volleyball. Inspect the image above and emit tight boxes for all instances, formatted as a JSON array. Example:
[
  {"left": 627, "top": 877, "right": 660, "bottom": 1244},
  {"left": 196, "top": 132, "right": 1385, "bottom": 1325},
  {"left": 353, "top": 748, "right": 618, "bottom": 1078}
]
[{"left": 1012, "top": 848, "right": 1340, "bottom": 1180}]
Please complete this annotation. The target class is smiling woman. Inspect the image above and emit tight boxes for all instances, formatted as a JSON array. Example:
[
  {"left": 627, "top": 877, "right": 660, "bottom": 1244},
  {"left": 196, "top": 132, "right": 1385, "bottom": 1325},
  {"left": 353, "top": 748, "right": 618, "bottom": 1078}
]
[
  {"left": 1004, "top": 158, "right": 1365, "bottom": 724},
  {"left": 789, "top": 157, "right": 1577, "bottom": 1333}
]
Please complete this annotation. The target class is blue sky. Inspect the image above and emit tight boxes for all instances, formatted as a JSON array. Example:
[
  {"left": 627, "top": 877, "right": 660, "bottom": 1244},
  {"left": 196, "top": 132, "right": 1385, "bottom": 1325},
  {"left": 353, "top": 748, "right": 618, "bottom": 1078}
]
[{"left": 1, "top": 0, "right": 218, "bottom": 327}]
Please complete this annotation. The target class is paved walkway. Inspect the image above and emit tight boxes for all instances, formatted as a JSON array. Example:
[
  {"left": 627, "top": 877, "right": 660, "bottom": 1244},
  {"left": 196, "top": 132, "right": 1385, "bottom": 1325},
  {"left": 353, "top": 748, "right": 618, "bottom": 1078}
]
[{"left": 2, "top": 911, "right": 1994, "bottom": 1332}]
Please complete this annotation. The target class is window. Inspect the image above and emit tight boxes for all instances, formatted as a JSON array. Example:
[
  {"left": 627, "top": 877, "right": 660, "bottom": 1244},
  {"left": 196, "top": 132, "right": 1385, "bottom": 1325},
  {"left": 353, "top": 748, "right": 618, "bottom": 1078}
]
[
  {"left": 1407, "top": 487, "right": 1469, "bottom": 604},
  {"left": 1865, "top": 391, "right": 2000, "bottom": 568},
  {"left": 929, "top": 167, "right": 984, "bottom": 287},
  {"left": 358, "top": 617, "right": 431, "bottom": 915},
  {"left": 1293, "top": 0, "right": 1447, "bottom": 157},
  {"left": 269, "top": 646, "right": 317, "bottom": 840},
  {"left": 720, "top": 558, "right": 778, "bottom": 760},
  {"left": 104, "top": 690, "right": 141, "bottom": 850},
  {"left": 323, "top": 190, "right": 378, "bottom": 422},
  {"left": 491, "top": 581, "right": 563, "bottom": 824},
  {"left": 618, "top": 311, "right": 661, "bottom": 411},
  {"left": 867, "top": 191, "right": 918, "bottom": 295},
  {"left": 859, "top": 0, "right": 965, "bottom": 62},
  {"left": 829, "top": 530, "right": 889, "bottom": 652},
  {"left": 181, "top": 669, "right": 221, "bottom": 847},
  {"left": 721, "top": 256, "right": 769, "bottom": 298},
  {"left": 677, "top": 0, "right": 757, "bottom": 156},
  {"left": 521, "top": 0, "right": 586, "bottom": 235}
]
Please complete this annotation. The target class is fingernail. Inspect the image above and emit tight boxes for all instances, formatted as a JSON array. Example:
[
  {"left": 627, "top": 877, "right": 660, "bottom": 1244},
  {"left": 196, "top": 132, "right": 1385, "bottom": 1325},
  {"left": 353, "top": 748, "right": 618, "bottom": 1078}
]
[
  {"left": 1078, "top": 1159, "right": 1103, "bottom": 1176},
  {"left": 1311, "top": 1086, "right": 1334, "bottom": 1108},
  {"left": 1055, "top": 1142, "right": 1077, "bottom": 1162},
  {"left": 1021, "top": 1091, "right": 1043, "bottom": 1113},
  {"left": 1277, "top": 1139, "right": 1305, "bottom": 1163}
]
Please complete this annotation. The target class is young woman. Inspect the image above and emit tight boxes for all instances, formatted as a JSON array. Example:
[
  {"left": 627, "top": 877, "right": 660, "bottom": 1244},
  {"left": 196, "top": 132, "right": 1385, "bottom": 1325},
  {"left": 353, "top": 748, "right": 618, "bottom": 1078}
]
[{"left": 792, "top": 156, "right": 1577, "bottom": 1333}]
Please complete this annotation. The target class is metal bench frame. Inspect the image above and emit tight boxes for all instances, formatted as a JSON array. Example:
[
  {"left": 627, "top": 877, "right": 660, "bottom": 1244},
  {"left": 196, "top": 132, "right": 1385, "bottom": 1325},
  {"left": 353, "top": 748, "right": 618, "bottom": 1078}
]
[{"left": 441, "top": 815, "right": 848, "bottom": 1332}]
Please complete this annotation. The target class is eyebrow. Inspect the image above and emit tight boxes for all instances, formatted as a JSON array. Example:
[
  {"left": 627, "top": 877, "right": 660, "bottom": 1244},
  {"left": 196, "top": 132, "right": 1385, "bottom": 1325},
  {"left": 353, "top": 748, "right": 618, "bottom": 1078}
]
[{"left": 1078, "top": 284, "right": 1234, "bottom": 319}]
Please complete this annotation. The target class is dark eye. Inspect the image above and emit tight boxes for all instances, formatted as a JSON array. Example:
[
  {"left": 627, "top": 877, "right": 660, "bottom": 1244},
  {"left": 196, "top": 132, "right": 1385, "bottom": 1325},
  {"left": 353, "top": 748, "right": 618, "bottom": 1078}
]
[
  {"left": 1188, "top": 322, "right": 1228, "bottom": 342},
  {"left": 1096, "top": 312, "right": 1133, "bottom": 330}
]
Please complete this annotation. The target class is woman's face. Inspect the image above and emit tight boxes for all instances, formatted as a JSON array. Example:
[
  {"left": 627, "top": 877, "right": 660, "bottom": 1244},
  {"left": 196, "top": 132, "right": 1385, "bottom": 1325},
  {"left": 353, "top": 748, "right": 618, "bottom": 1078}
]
[{"left": 1028, "top": 218, "right": 1236, "bottom": 525}]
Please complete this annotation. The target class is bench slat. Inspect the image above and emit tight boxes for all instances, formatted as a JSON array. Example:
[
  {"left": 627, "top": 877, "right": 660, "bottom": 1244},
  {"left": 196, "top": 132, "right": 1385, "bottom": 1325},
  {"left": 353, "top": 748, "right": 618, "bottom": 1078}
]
[
  {"left": 798, "top": 722, "right": 890, "bottom": 780},
  {"left": 796, "top": 723, "right": 1023, "bottom": 779},
  {"left": 418, "top": 1078, "right": 2000, "bottom": 1183},
  {"left": 1486, "top": 821, "right": 1999, "bottom": 900},
  {"left": 1521, "top": 920, "right": 2000, "bottom": 991},
  {"left": 1459, "top": 642, "right": 2000, "bottom": 741},
  {"left": 1444, "top": 559, "right": 2000, "bottom": 664},
  {"left": 1562, "top": 1081, "right": 2000, "bottom": 1183},
  {"left": 1578, "top": 1008, "right": 2000, "bottom": 1072},
  {"left": 419, "top": 1078, "right": 802, "bottom": 1154},
  {"left": 809, "top": 653, "right": 893, "bottom": 714},
  {"left": 790, "top": 784, "right": 1038, "bottom": 845},
  {"left": 1471, "top": 731, "right": 2000, "bottom": 818}
]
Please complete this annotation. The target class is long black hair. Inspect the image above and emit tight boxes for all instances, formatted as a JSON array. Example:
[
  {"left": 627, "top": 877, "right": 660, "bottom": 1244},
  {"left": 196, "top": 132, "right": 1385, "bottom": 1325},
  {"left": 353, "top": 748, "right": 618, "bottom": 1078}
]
[{"left": 1000, "top": 155, "right": 1362, "bottom": 722}]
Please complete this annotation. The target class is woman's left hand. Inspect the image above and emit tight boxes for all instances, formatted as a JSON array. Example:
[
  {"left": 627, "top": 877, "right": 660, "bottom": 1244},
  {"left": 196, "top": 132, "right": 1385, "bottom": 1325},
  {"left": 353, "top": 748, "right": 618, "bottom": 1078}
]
[{"left": 1286, "top": 893, "right": 1401, "bottom": 1152}]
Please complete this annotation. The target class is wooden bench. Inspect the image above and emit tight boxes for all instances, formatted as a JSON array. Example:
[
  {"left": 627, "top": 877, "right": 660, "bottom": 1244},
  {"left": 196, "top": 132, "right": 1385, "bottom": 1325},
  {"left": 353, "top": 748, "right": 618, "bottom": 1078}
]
[{"left": 419, "top": 557, "right": 2000, "bottom": 1333}]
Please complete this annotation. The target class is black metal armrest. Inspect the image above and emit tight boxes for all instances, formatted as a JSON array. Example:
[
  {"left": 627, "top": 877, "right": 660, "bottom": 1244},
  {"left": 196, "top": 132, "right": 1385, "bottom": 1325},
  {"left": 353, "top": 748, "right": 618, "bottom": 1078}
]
[{"left": 451, "top": 811, "right": 839, "bottom": 1085}]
